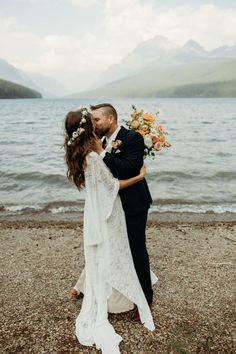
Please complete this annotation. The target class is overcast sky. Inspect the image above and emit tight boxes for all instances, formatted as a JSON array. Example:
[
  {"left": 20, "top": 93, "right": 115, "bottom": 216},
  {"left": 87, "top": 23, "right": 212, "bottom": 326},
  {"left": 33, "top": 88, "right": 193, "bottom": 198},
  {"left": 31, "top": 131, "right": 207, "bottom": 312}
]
[{"left": 0, "top": 0, "right": 236, "bottom": 92}]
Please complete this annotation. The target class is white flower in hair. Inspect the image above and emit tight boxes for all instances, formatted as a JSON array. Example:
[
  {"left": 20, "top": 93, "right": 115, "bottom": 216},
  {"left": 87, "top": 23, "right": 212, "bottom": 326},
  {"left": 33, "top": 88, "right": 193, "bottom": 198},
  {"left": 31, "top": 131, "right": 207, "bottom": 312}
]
[
  {"left": 72, "top": 131, "right": 78, "bottom": 138},
  {"left": 81, "top": 117, "right": 86, "bottom": 123},
  {"left": 67, "top": 140, "right": 72, "bottom": 146}
]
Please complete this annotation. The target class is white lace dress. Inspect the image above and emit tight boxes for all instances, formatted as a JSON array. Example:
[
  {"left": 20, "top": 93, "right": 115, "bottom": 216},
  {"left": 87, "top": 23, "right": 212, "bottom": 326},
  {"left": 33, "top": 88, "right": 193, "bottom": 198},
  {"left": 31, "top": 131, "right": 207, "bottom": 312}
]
[{"left": 75, "top": 152, "right": 155, "bottom": 354}]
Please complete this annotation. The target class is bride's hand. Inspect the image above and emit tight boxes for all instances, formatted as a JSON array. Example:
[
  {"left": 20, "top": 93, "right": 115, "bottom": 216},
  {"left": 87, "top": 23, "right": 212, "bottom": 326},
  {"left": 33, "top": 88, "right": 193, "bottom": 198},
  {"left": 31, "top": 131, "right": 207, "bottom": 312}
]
[
  {"left": 139, "top": 165, "right": 146, "bottom": 179},
  {"left": 90, "top": 136, "right": 103, "bottom": 154}
]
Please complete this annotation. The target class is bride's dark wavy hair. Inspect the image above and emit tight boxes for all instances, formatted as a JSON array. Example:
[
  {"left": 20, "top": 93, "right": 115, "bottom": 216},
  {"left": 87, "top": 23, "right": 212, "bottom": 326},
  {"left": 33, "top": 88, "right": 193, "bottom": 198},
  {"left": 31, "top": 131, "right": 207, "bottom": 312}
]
[{"left": 64, "top": 109, "right": 96, "bottom": 190}]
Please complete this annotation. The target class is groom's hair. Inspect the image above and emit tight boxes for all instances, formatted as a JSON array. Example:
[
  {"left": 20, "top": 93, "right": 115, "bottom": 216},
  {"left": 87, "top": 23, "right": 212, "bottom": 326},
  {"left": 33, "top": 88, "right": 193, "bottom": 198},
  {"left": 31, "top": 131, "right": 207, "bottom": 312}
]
[{"left": 90, "top": 103, "right": 117, "bottom": 122}]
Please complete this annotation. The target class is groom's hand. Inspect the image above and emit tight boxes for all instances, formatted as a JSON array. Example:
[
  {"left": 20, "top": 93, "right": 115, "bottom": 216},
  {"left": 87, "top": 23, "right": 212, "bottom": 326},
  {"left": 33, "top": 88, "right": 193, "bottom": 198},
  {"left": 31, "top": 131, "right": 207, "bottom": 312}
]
[{"left": 91, "top": 136, "right": 104, "bottom": 155}]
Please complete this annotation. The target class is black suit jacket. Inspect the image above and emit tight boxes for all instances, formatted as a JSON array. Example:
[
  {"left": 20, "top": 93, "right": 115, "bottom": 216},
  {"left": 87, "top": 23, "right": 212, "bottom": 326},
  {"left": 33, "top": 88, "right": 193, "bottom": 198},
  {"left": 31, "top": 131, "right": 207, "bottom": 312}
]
[{"left": 103, "top": 126, "right": 152, "bottom": 215}]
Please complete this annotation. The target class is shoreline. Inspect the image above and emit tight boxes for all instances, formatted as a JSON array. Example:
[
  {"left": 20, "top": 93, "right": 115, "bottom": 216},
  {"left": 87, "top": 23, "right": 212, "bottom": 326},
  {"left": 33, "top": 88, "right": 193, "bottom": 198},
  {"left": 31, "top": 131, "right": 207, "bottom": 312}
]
[{"left": 0, "top": 210, "right": 236, "bottom": 226}]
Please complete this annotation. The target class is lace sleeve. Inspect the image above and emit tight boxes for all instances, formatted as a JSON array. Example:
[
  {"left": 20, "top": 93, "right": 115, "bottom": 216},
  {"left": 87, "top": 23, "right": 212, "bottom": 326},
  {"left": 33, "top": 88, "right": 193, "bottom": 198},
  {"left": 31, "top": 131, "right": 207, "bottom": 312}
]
[{"left": 85, "top": 152, "right": 119, "bottom": 220}]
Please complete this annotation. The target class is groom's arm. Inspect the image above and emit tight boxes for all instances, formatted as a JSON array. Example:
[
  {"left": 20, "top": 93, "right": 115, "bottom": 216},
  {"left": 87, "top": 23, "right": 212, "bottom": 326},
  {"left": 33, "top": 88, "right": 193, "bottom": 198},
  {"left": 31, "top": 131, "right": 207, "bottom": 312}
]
[{"left": 103, "top": 133, "right": 144, "bottom": 179}]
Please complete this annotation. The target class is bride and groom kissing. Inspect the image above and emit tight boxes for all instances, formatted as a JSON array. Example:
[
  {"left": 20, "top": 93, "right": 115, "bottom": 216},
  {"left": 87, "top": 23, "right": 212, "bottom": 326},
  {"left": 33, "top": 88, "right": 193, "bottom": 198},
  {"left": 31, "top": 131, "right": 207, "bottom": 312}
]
[{"left": 64, "top": 103, "right": 157, "bottom": 353}]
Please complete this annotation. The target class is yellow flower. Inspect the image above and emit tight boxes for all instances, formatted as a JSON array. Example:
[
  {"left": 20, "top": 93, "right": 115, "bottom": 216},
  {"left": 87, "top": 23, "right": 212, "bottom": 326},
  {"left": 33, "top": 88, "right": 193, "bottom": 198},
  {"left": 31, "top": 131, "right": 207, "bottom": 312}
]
[{"left": 158, "top": 135, "right": 165, "bottom": 143}]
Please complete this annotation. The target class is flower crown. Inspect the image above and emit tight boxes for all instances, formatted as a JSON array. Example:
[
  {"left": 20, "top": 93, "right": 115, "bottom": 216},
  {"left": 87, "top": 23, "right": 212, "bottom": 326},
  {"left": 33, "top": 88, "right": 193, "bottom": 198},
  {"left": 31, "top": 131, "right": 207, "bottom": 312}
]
[{"left": 67, "top": 106, "right": 88, "bottom": 146}]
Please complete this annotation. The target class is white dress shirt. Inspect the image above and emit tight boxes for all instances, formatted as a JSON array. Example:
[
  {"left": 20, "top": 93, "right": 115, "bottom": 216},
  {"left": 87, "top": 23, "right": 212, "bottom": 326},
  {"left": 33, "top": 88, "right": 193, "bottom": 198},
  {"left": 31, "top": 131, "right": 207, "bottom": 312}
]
[{"left": 100, "top": 126, "right": 121, "bottom": 159}]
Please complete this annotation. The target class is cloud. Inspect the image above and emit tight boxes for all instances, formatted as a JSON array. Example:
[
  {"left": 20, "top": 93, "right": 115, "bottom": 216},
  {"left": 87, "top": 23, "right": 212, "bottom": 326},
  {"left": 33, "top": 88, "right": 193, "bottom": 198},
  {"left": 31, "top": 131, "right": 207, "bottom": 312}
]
[
  {"left": 0, "top": 1, "right": 236, "bottom": 92},
  {"left": 67, "top": 0, "right": 101, "bottom": 8},
  {"left": 100, "top": 1, "right": 236, "bottom": 52}
]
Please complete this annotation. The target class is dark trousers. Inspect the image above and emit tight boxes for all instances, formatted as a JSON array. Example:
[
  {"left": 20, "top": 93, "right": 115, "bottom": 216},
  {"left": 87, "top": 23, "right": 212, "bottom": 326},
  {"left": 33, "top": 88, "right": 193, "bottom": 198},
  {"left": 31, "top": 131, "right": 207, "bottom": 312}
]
[{"left": 125, "top": 210, "right": 153, "bottom": 304}]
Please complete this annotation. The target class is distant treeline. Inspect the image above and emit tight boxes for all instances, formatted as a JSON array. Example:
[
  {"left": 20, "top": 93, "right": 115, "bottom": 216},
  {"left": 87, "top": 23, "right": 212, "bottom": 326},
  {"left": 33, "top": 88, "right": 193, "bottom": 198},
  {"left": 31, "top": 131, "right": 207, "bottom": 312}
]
[
  {"left": 0, "top": 78, "right": 42, "bottom": 99},
  {"left": 154, "top": 80, "right": 236, "bottom": 98}
]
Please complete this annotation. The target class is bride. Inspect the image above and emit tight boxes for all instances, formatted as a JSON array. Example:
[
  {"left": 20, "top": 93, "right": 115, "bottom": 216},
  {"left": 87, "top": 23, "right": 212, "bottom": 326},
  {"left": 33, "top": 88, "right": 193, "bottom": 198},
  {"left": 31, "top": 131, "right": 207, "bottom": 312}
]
[{"left": 64, "top": 107, "right": 155, "bottom": 354}]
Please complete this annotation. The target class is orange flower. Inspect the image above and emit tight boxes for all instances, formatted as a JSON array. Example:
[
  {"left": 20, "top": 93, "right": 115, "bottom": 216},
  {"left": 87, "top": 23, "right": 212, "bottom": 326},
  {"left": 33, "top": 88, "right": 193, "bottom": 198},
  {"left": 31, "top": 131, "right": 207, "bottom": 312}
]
[
  {"left": 142, "top": 113, "right": 154, "bottom": 124},
  {"left": 154, "top": 142, "right": 163, "bottom": 151},
  {"left": 131, "top": 120, "right": 139, "bottom": 129},
  {"left": 158, "top": 135, "right": 165, "bottom": 143},
  {"left": 111, "top": 139, "right": 122, "bottom": 150},
  {"left": 131, "top": 112, "right": 138, "bottom": 120},
  {"left": 150, "top": 134, "right": 159, "bottom": 144},
  {"left": 136, "top": 129, "right": 146, "bottom": 137},
  {"left": 78, "top": 127, "right": 85, "bottom": 135}
]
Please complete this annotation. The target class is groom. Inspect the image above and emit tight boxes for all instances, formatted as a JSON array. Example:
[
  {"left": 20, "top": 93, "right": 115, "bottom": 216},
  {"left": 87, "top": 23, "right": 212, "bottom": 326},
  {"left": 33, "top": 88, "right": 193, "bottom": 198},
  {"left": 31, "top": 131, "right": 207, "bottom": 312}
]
[{"left": 91, "top": 103, "right": 153, "bottom": 314}]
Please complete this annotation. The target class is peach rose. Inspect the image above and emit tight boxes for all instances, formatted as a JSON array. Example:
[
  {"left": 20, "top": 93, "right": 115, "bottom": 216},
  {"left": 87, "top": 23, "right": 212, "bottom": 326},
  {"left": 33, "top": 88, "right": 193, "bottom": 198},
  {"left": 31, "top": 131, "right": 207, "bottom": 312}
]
[
  {"left": 154, "top": 142, "right": 163, "bottom": 151},
  {"left": 151, "top": 135, "right": 159, "bottom": 144},
  {"left": 142, "top": 113, "right": 154, "bottom": 124},
  {"left": 157, "top": 125, "right": 164, "bottom": 133},
  {"left": 131, "top": 120, "right": 139, "bottom": 129},
  {"left": 131, "top": 112, "right": 138, "bottom": 120}
]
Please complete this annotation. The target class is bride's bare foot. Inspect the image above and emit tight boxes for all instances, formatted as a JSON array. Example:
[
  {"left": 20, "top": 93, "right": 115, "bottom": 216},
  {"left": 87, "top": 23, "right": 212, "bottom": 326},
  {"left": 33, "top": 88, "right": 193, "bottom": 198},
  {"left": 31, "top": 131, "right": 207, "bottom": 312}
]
[
  {"left": 70, "top": 288, "right": 79, "bottom": 298},
  {"left": 70, "top": 288, "right": 84, "bottom": 299},
  {"left": 131, "top": 303, "right": 153, "bottom": 322}
]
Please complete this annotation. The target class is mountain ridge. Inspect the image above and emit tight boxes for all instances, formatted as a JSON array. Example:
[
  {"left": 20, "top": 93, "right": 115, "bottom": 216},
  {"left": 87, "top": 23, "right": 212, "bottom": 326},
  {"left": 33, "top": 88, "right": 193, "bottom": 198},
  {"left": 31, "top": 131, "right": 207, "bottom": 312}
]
[
  {"left": 91, "top": 35, "right": 236, "bottom": 91},
  {"left": 70, "top": 58, "right": 236, "bottom": 98},
  {"left": 0, "top": 78, "right": 42, "bottom": 99},
  {"left": 70, "top": 35, "right": 236, "bottom": 98},
  {"left": 0, "top": 58, "right": 67, "bottom": 97}
]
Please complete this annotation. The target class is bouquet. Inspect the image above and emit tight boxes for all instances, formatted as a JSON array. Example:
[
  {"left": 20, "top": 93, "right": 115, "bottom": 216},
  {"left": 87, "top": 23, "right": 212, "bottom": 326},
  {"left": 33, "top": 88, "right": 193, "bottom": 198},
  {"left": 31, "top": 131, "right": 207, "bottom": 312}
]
[{"left": 125, "top": 105, "right": 171, "bottom": 158}]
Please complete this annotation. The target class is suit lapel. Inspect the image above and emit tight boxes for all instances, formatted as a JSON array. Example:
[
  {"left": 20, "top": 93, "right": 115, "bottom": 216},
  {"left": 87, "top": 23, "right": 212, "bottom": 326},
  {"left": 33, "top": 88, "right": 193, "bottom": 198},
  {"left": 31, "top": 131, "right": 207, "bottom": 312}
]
[
  {"left": 115, "top": 126, "right": 129, "bottom": 140},
  {"left": 111, "top": 126, "right": 129, "bottom": 154}
]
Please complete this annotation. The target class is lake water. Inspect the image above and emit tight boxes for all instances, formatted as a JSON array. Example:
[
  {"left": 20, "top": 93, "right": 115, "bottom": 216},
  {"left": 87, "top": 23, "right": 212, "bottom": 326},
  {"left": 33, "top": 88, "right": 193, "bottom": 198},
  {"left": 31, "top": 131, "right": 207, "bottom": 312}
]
[{"left": 0, "top": 97, "right": 236, "bottom": 216}]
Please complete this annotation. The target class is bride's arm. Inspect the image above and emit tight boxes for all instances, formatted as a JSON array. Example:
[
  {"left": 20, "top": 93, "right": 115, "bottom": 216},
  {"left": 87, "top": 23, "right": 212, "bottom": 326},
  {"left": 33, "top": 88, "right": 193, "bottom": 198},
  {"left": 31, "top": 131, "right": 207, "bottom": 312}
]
[{"left": 119, "top": 166, "right": 146, "bottom": 190}]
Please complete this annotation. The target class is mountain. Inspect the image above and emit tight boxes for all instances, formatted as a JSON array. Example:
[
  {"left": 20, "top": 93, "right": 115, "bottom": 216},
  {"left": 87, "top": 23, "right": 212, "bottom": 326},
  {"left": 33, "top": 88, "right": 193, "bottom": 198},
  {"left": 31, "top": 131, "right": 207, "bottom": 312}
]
[
  {"left": 0, "top": 58, "right": 36, "bottom": 89},
  {"left": 70, "top": 59, "right": 236, "bottom": 98},
  {"left": 27, "top": 72, "right": 68, "bottom": 97},
  {"left": 96, "top": 35, "right": 178, "bottom": 86},
  {"left": 0, "top": 78, "right": 42, "bottom": 99},
  {"left": 71, "top": 36, "right": 236, "bottom": 98},
  {"left": 0, "top": 58, "right": 67, "bottom": 97},
  {"left": 210, "top": 44, "right": 236, "bottom": 58}
]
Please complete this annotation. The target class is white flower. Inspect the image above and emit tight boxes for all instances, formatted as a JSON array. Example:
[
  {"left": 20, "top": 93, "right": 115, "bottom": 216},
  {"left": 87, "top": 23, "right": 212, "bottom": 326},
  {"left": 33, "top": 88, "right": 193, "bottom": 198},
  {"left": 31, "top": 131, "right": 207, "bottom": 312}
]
[
  {"left": 79, "top": 105, "right": 84, "bottom": 110},
  {"left": 150, "top": 127, "right": 157, "bottom": 135},
  {"left": 67, "top": 140, "right": 72, "bottom": 146},
  {"left": 81, "top": 118, "right": 86, "bottom": 123},
  {"left": 138, "top": 117, "right": 144, "bottom": 125},
  {"left": 144, "top": 135, "right": 153, "bottom": 149},
  {"left": 72, "top": 131, "right": 78, "bottom": 138}
]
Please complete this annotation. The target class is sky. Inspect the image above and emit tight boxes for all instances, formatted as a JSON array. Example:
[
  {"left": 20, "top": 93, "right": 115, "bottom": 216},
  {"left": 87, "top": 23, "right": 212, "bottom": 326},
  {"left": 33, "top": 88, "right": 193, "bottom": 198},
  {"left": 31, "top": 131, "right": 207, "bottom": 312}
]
[{"left": 0, "top": 0, "right": 236, "bottom": 93}]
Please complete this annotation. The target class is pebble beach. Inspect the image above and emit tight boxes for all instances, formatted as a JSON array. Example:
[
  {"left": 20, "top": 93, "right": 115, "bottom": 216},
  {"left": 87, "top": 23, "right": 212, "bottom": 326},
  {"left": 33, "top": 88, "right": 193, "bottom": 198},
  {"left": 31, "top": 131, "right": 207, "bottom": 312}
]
[{"left": 0, "top": 215, "right": 235, "bottom": 354}]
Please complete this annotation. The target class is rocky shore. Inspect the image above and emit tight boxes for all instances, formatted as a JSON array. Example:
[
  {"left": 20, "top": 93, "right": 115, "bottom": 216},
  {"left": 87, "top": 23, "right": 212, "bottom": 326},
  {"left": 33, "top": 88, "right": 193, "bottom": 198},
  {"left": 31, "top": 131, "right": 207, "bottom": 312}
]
[{"left": 0, "top": 218, "right": 235, "bottom": 353}]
